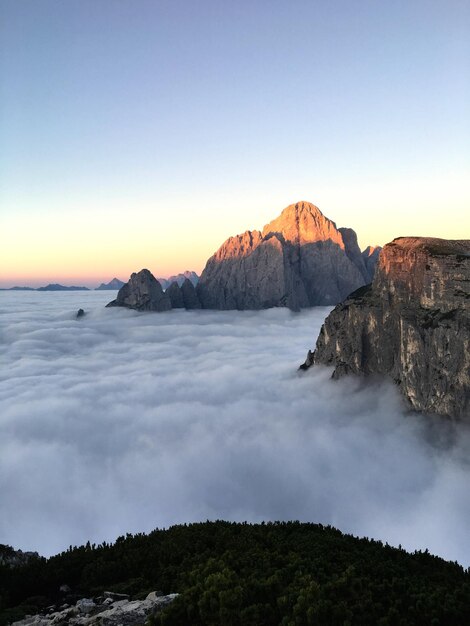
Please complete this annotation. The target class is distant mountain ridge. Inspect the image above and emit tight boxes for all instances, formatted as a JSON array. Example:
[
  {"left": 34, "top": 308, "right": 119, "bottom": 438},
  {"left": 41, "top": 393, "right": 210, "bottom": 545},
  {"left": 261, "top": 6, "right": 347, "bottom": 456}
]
[
  {"left": 36, "top": 284, "right": 90, "bottom": 291},
  {"left": 157, "top": 271, "right": 199, "bottom": 290},
  {"left": 0, "top": 274, "right": 200, "bottom": 292},
  {"left": 0, "top": 285, "right": 90, "bottom": 291},
  {"left": 95, "top": 278, "right": 126, "bottom": 291}
]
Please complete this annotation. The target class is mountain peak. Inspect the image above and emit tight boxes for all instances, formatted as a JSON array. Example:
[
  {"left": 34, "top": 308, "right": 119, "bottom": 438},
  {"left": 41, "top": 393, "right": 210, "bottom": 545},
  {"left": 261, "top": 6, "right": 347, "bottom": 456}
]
[
  {"left": 198, "top": 200, "right": 379, "bottom": 310},
  {"left": 261, "top": 200, "right": 343, "bottom": 247}
]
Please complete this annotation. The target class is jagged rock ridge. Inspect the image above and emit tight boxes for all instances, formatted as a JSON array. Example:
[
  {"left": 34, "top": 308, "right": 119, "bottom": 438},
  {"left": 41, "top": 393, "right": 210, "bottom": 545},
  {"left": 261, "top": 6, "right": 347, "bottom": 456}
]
[
  {"left": 303, "top": 237, "right": 470, "bottom": 418},
  {"left": 197, "top": 201, "right": 379, "bottom": 311},
  {"left": 106, "top": 271, "right": 202, "bottom": 312}
]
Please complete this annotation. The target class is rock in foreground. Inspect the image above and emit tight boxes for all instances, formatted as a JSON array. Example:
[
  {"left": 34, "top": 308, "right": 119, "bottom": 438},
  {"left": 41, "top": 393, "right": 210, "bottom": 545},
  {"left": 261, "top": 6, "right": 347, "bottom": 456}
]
[
  {"left": 305, "top": 237, "right": 470, "bottom": 418},
  {"left": 12, "top": 592, "right": 178, "bottom": 626},
  {"left": 106, "top": 270, "right": 171, "bottom": 312}
]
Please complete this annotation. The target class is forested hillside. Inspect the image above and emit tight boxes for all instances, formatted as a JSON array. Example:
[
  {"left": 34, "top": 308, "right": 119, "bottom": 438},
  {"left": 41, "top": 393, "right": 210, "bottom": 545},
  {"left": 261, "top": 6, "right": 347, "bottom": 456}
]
[{"left": 2, "top": 521, "right": 470, "bottom": 625}]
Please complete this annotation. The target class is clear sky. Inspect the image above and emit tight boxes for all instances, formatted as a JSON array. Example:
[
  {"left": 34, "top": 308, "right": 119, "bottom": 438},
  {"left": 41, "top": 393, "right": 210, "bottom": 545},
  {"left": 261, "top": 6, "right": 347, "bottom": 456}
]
[{"left": 1, "top": 0, "right": 469, "bottom": 287}]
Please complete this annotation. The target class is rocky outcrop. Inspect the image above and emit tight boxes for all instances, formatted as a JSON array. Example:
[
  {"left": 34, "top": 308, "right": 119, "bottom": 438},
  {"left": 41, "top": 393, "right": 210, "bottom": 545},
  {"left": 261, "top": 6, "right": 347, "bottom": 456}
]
[
  {"left": 303, "top": 237, "right": 470, "bottom": 418},
  {"left": 95, "top": 278, "right": 125, "bottom": 291},
  {"left": 106, "top": 270, "right": 171, "bottom": 312},
  {"left": 11, "top": 592, "right": 178, "bottom": 626},
  {"left": 106, "top": 271, "right": 201, "bottom": 312},
  {"left": 197, "top": 201, "right": 378, "bottom": 311}
]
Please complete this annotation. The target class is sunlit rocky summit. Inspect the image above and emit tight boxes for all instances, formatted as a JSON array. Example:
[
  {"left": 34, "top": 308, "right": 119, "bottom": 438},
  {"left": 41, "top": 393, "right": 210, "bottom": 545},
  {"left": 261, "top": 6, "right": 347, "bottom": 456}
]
[
  {"left": 197, "top": 201, "right": 379, "bottom": 310},
  {"left": 302, "top": 237, "right": 470, "bottom": 418}
]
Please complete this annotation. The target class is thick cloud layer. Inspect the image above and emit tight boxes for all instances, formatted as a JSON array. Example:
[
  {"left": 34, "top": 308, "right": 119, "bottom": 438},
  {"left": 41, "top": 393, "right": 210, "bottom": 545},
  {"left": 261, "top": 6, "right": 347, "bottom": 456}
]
[{"left": 1, "top": 291, "right": 470, "bottom": 564}]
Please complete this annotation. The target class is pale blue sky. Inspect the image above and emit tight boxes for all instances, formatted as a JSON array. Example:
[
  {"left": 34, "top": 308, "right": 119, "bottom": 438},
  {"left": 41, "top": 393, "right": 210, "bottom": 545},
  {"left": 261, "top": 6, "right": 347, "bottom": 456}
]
[{"left": 1, "top": 0, "right": 469, "bottom": 285}]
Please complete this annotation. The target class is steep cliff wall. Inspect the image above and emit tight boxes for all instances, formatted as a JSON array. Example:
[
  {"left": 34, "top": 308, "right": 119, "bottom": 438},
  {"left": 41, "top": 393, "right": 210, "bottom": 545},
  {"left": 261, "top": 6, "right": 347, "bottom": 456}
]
[{"left": 305, "top": 237, "right": 470, "bottom": 418}]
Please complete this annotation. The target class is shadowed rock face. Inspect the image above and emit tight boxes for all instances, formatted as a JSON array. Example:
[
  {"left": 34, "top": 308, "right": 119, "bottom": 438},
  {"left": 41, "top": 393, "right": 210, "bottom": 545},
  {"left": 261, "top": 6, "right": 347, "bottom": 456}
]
[
  {"left": 305, "top": 237, "right": 470, "bottom": 418},
  {"left": 181, "top": 278, "right": 202, "bottom": 309},
  {"left": 362, "top": 246, "right": 382, "bottom": 282},
  {"left": 197, "top": 201, "right": 378, "bottom": 311},
  {"left": 339, "top": 228, "right": 370, "bottom": 283},
  {"left": 166, "top": 281, "right": 184, "bottom": 308},
  {"left": 106, "top": 269, "right": 171, "bottom": 312}
]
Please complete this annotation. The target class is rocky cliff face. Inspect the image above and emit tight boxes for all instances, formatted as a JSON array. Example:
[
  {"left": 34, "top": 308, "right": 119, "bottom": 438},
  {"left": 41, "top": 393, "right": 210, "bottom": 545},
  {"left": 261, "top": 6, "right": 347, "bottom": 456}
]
[
  {"left": 106, "top": 270, "right": 171, "bottom": 312},
  {"left": 304, "top": 237, "right": 470, "bottom": 418},
  {"left": 197, "top": 201, "right": 378, "bottom": 311}
]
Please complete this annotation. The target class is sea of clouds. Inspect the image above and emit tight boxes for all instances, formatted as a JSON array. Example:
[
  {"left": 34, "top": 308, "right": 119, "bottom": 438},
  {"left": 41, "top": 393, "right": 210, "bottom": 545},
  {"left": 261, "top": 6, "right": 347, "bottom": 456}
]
[{"left": 1, "top": 291, "right": 470, "bottom": 564}]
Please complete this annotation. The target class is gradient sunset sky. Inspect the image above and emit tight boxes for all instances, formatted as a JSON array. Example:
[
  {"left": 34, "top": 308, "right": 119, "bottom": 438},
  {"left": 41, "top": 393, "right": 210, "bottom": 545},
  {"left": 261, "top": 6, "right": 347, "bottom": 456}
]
[{"left": 1, "top": 0, "right": 469, "bottom": 287}]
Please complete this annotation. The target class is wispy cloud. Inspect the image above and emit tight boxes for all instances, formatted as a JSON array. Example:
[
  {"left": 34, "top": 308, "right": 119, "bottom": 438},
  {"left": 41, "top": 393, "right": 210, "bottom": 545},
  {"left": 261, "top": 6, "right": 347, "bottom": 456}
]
[{"left": 1, "top": 292, "right": 470, "bottom": 564}]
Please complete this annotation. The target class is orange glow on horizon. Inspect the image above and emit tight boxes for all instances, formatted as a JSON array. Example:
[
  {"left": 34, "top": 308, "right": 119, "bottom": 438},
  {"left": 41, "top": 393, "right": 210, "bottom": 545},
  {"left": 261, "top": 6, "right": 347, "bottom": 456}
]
[{"left": 2, "top": 178, "right": 469, "bottom": 289}]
